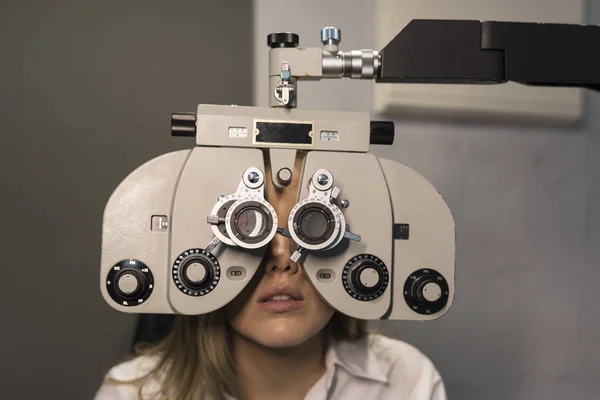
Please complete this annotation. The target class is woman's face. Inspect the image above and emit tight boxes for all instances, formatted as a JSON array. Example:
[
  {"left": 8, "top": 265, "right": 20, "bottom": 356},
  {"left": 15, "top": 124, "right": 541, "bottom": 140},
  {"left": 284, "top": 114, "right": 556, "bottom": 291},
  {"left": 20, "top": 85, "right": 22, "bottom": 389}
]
[{"left": 226, "top": 154, "right": 335, "bottom": 348}]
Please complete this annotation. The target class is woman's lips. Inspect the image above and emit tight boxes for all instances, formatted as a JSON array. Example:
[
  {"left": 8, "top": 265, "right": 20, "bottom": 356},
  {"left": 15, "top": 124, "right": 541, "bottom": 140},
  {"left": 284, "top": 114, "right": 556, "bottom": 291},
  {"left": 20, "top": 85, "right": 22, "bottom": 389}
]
[
  {"left": 256, "top": 285, "right": 305, "bottom": 313},
  {"left": 257, "top": 299, "right": 305, "bottom": 313},
  {"left": 257, "top": 285, "right": 304, "bottom": 303}
]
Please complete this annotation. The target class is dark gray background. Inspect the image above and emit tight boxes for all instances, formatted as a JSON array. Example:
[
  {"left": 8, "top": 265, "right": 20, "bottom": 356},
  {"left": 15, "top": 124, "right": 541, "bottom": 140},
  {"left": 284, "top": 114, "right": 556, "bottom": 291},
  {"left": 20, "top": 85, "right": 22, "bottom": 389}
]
[
  {"left": 0, "top": 1, "right": 252, "bottom": 398},
  {"left": 2, "top": 0, "right": 599, "bottom": 399},
  {"left": 253, "top": 0, "right": 600, "bottom": 399}
]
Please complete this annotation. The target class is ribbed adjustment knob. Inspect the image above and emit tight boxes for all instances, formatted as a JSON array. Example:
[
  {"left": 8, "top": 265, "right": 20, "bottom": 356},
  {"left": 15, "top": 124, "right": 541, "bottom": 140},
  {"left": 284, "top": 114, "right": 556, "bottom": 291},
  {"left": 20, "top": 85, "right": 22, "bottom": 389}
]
[
  {"left": 321, "top": 27, "right": 341, "bottom": 45},
  {"left": 171, "top": 112, "right": 196, "bottom": 137},
  {"left": 267, "top": 32, "right": 299, "bottom": 48},
  {"left": 370, "top": 121, "right": 395, "bottom": 145}
]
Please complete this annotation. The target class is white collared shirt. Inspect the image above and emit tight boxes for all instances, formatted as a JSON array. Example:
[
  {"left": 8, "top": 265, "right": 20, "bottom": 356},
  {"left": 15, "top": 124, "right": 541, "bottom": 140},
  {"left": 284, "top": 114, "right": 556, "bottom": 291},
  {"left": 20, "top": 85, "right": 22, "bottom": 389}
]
[{"left": 94, "top": 333, "right": 446, "bottom": 400}]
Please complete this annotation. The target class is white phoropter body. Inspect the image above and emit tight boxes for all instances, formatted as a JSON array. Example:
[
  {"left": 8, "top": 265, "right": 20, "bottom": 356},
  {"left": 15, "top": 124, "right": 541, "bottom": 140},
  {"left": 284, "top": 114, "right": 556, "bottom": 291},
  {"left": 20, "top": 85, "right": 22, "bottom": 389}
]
[
  {"left": 100, "top": 26, "right": 457, "bottom": 321},
  {"left": 100, "top": 103, "right": 455, "bottom": 320}
]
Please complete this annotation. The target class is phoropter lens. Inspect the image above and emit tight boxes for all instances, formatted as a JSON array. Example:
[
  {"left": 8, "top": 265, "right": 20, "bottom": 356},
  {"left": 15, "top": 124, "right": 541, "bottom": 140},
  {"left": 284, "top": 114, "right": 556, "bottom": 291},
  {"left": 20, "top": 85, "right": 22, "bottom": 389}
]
[
  {"left": 227, "top": 200, "right": 276, "bottom": 248},
  {"left": 236, "top": 207, "right": 267, "bottom": 238},
  {"left": 292, "top": 203, "right": 336, "bottom": 246},
  {"left": 299, "top": 209, "right": 329, "bottom": 239}
]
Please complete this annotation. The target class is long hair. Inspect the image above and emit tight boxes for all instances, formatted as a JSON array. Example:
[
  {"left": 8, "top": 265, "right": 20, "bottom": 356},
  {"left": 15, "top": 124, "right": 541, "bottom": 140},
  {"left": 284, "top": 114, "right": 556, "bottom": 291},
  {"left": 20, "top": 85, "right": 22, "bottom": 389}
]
[{"left": 106, "top": 310, "right": 368, "bottom": 400}]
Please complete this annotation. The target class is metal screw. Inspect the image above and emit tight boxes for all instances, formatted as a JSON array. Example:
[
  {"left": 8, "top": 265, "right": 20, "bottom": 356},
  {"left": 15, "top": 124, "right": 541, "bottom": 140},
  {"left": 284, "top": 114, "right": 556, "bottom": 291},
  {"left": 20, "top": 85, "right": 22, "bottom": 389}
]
[
  {"left": 317, "top": 174, "right": 329, "bottom": 186},
  {"left": 281, "top": 69, "right": 291, "bottom": 80},
  {"left": 248, "top": 171, "right": 260, "bottom": 183},
  {"left": 280, "top": 62, "right": 291, "bottom": 80},
  {"left": 341, "top": 199, "right": 350, "bottom": 208}
]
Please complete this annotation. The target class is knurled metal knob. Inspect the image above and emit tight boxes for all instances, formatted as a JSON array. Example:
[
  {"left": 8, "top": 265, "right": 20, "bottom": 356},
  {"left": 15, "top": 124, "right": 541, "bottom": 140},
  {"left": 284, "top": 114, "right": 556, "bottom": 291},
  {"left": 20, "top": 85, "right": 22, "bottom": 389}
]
[{"left": 321, "top": 27, "right": 341, "bottom": 45}]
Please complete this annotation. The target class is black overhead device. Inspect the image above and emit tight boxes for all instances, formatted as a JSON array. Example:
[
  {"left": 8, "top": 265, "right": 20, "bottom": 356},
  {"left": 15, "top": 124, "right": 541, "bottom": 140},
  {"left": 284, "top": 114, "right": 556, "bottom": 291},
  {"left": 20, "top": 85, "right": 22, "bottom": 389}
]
[{"left": 377, "top": 20, "right": 600, "bottom": 92}]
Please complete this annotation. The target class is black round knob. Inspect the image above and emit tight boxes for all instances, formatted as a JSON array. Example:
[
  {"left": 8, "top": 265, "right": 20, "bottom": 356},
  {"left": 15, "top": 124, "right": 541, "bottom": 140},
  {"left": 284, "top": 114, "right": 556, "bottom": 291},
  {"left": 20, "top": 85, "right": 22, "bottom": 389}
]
[
  {"left": 403, "top": 269, "right": 449, "bottom": 315},
  {"left": 277, "top": 168, "right": 293, "bottom": 186},
  {"left": 351, "top": 263, "right": 383, "bottom": 294},
  {"left": 114, "top": 270, "right": 143, "bottom": 298},
  {"left": 342, "top": 254, "right": 389, "bottom": 301},
  {"left": 172, "top": 249, "right": 220, "bottom": 296},
  {"left": 171, "top": 112, "right": 196, "bottom": 137},
  {"left": 181, "top": 260, "right": 210, "bottom": 290},
  {"left": 106, "top": 259, "right": 154, "bottom": 307},
  {"left": 267, "top": 32, "right": 299, "bottom": 48},
  {"left": 370, "top": 121, "right": 395, "bottom": 145}
]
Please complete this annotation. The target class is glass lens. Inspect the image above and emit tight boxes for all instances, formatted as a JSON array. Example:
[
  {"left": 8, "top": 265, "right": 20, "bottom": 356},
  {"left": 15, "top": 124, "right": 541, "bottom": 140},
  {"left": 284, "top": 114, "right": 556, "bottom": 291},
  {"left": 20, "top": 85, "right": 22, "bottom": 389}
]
[
  {"left": 236, "top": 207, "right": 267, "bottom": 238},
  {"left": 299, "top": 209, "right": 329, "bottom": 239}
]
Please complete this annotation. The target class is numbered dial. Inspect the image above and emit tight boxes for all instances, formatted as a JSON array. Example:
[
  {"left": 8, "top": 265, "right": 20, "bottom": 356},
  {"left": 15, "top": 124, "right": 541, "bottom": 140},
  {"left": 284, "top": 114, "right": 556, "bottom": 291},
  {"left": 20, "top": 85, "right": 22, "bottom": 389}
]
[
  {"left": 403, "top": 269, "right": 449, "bottom": 315},
  {"left": 342, "top": 254, "right": 389, "bottom": 301},
  {"left": 106, "top": 259, "right": 154, "bottom": 307},
  {"left": 172, "top": 249, "right": 220, "bottom": 296}
]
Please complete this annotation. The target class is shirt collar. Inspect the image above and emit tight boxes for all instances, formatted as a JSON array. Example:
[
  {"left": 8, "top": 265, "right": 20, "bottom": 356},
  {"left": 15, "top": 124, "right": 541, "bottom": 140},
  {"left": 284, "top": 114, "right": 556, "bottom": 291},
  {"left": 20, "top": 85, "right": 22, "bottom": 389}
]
[{"left": 325, "top": 334, "right": 390, "bottom": 384}]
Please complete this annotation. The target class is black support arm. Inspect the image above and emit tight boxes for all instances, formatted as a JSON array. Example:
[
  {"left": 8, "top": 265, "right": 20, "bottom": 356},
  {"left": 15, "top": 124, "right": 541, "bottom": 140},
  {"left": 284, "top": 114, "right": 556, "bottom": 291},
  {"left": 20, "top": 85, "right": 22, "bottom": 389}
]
[{"left": 377, "top": 20, "right": 600, "bottom": 92}]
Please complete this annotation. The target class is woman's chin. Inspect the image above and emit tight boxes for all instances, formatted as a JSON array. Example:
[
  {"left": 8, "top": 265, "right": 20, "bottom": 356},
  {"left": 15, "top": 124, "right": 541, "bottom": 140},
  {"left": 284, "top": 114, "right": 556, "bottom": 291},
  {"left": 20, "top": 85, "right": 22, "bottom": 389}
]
[
  {"left": 227, "top": 295, "right": 336, "bottom": 349},
  {"left": 237, "top": 318, "right": 321, "bottom": 349},
  {"left": 256, "top": 321, "right": 315, "bottom": 348}
]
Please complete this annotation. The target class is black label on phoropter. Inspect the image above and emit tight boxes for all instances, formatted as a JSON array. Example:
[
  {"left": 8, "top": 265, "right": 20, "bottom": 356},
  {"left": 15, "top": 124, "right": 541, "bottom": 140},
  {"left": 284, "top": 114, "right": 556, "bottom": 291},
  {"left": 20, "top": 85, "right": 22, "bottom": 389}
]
[
  {"left": 393, "top": 223, "right": 410, "bottom": 240},
  {"left": 254, "top": 120, "right": 314, "bottom": 146}
]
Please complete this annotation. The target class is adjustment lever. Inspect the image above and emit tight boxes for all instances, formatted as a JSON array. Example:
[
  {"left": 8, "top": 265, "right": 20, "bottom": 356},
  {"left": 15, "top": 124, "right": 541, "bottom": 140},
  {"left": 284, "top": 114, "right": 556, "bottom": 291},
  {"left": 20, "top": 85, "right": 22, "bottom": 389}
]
[
  {"left": 204, "top": 236, "right": 221, "bottom": 254},
  {"left": 290, "top": 247, "right": 306, "bottom": 263},
  {"left": 344, "top": 224, "right": 361, "bottom": 242},
  {"left": 277, "top": 228, "right": 306, "bottom": 262},
  {"left": 277, "top": 227, "right": 292, "bottom": 238}
]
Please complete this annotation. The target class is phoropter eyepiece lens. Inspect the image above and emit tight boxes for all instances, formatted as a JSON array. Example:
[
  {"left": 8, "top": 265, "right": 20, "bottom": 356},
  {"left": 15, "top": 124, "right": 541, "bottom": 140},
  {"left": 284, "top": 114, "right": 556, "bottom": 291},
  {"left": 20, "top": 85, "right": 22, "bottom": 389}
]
[
  {"left": 235, "top": 206, "right": 268, "bottom": 239},
  {"left": 226, "top": 199, "right": 278, "bottom": 249},
  {"left": 298, "top": 208, "right": 330, "bottom": 239}
]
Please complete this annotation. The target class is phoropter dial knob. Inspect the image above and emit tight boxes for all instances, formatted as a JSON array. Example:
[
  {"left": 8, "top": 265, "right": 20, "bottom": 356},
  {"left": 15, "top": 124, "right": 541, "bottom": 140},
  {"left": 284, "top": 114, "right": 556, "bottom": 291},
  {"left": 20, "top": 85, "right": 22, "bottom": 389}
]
[
  {"left": 106, "top": 259, "right": 154, "bottom": 307},
  {"left": 267, "top": 32, "right": 299, "bottom": 48},
  {"left": 342, "top": 254, "right": 389, "bottom": 301},
  {"left": 403, "top": 269, "right": 449, "bottom": 315},
  {"left": 172, "top": 249, "right": 221, "bottom": 296}
]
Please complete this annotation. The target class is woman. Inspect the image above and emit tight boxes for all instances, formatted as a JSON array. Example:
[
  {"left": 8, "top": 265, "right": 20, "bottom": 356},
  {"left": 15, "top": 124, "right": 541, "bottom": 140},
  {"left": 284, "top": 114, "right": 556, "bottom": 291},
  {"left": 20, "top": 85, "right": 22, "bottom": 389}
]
[{"left": 94, "top": 153, "right": 446, "bottom": 400}]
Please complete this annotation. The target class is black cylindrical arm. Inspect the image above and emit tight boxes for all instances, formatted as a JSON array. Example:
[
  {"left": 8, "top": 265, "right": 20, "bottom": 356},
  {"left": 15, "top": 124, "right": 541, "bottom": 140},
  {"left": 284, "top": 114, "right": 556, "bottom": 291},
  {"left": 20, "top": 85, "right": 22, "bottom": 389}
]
[
  {"left": 370, "top": 121, "right": 394, "bottom": 145},
  {"left": 171, "top": 112, "right": 196, "bottom": 137}
]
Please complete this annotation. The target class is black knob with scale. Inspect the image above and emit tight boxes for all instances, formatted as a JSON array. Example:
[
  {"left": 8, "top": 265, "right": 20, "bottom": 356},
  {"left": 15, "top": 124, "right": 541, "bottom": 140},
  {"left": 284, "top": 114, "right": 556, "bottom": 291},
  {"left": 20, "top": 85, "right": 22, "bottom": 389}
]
[
  {"left": 342, "top": 254, "right": 389, "bottom": 301},
  {"left": 172, "top": 249, "right": 221, "bottom": 296},
  {"left": 404, "top": 268, "right": 449, "bottom": 315},
  {"left": 106, "top": 259, "right": 154, "bottom": 307}
]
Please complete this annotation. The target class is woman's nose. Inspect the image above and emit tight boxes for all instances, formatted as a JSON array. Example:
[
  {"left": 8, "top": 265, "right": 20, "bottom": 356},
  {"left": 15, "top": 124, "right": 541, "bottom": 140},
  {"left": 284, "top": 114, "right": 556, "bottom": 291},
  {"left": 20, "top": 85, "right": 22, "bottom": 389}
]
[{"left": 264, "top": 233, "right": 299, "bottom": 275}]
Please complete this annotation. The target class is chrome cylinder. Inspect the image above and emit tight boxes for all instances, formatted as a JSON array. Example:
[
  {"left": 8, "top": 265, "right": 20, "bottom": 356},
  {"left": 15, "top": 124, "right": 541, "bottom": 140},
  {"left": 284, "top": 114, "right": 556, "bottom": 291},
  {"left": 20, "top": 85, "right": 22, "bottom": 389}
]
[{"left": 322, "top": 49, "right": 380, "bottom": 79}]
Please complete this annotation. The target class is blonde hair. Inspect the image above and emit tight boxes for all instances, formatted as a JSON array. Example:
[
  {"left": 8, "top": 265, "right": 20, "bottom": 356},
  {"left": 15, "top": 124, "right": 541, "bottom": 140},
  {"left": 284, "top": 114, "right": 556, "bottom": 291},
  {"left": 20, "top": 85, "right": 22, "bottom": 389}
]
[{"left": 106, "top": 309, "right": 368, "bottom": 400}]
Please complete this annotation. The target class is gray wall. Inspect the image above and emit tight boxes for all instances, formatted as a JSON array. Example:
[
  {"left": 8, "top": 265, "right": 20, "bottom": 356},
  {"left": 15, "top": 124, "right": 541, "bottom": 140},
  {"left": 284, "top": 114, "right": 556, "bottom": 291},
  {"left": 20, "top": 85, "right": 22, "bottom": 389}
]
[
  {"left": 254, "top": 1, "right": 599, "bottom": 399},
  {"left": 0, "top": 1, "right": 252, "bottom": 399}
]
